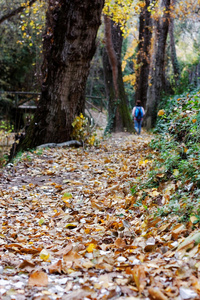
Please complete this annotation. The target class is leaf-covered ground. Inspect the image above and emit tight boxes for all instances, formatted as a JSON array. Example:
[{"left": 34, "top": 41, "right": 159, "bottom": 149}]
[{"left": 0, "top": 131, "right": 200, "bottom": 300}]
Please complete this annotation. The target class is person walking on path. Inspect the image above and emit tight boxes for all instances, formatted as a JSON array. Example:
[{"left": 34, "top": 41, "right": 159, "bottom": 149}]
[{"left": 132, "top": 100, "right": 145, "bottom": 135}]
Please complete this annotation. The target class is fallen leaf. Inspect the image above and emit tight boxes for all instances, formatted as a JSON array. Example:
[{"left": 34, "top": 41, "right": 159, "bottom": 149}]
[
  {"left": 48, "top": 259, "right": 62, "bottom": 274},
  {"left": 28, "top": 270, "right": 48, "bottom": 287},
  {"left": 179, "top": 286, "right": 198, "bottom": 299},
  {"left": 55, "top": 241, "right": 73, "bottom": 256},
  {"left": 132, "top": 265, "right": 146, "bottom": 292},
  {"left": 40, "top": 249, "right": 51, "bottom": 261},
  {"left": 158, "top": 109, "right": 165, "bottom": 116},
  {"left": 86, "top": 243, "right": 96, "bottom": 253},
  {"left": 115, "top": 237, "right": 126, "bottom": 248},
  {"left": 148, "top": 287, "right": 168, "bottom": 300},
  {"left": 18, "top": 260, "right": 35, "bottom": 272}
]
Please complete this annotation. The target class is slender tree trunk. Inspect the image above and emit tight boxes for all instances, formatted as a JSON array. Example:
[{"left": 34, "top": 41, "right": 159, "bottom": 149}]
[
  {"left": 17, "top": 0, "right": 104, "bottom": 150},
  {"left": 103, "top": 19, "right": 133, "bottom": 133},
  {"left": 145, "top": 0, "right": 171, "bottom": 129},
  {"left": 135, "top": 0, "right": 152, "bottom": 109},
  {"left": 169, "top": 0, "right": 180, "bottom": 85}
]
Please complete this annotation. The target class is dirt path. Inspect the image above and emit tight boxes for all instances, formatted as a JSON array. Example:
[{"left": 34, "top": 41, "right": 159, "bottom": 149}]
[{"left": 0, "top": 131, "right": 199, "bottom": 300}]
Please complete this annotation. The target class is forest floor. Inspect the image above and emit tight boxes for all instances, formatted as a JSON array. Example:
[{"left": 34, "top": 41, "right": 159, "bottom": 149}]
[{"left": 0, "top": 129, "right": 200, "bottom": 300}]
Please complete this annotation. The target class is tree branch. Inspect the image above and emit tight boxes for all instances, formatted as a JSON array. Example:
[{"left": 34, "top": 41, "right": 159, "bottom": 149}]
[{"left": 0, "top": 0, "right": 38, "bottom": 25}]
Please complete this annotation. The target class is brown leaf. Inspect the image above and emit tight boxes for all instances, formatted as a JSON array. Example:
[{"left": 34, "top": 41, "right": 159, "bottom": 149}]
[
  {"left": 48, "top": 259, "right": 62, "bottom": 274},
  {"left": 28, "top": 270, "right": 48, "bottom": 287},
  {"left": 33, "top": 296, "right": 51, "bottom": 300},
  {"left": 55, "top": 241, "right": 73, "bottom": 256},
  {"left": 63, "top": 250, "right": 81, "bottom": 262},
  {"left": 148, "top": 287, "right": 168, "bottom": 300},
  {"left": 62, "top": 288, "right": 95, "bottom": 300},
  {"left": 18, "top": 260, "right": 35, "bottom": 272},
  {"left": 95, "top": 263, "right": 113, "bottom": 272},
  {"left": 115, "top": 237, "right": 126, "bottom": 248},
  {"left": 20, "top": 247, "right": 42, "bottom": 254},
  {"left": 132, "top": 265, "right": 146, "bottom": 292}
]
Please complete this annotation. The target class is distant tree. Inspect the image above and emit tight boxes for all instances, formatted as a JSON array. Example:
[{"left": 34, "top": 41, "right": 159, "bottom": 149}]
[
  {"left": 135, "top": 0, "right": 152, "bottom": 109},
  {"left": 145, "top": 0, "right": 171, "bottom": 129},
  {"left": 169, "top": 0, "right": 180, "bottom": 86},
  {"left": 103, "top": 16, "right": 133, "bottom": 133}
]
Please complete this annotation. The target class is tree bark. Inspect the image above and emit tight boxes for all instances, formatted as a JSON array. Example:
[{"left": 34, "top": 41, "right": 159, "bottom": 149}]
[
  {"left": 104, "top": 15, "right": 119, "bottom": 98},
  {"left": 17, "top": 0, "right": 104, "bottom": 150},
  {"left": 169, "top": 0, "right": 180, "bottom": 85},
  {"left": 135, "top": 0, "right": 152, "bottom": 109},
  {"left": 103, "top": 19, "right": 133, "bottom": 133},
  {"left": 145, "top": 0, "right": 171, "bottom": 129}
]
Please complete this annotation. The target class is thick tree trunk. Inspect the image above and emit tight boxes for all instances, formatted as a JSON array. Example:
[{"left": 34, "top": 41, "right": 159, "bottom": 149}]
[
  {"left": 145, "top": 0, "right": 171, "bottom": 129},
  {"left": 18, "top": 0, "right": 104, "bottom": 150},
  {"left": 135, "top": 0, "right": 152, "bottom": 109},
  {"left": 103, "top": 19, "right": 133, "bottom": 133}
]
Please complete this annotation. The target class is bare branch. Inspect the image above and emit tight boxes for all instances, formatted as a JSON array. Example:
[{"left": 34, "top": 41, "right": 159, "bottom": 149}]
[{"left": 0, "top": 0, "right": 38, "bottom": 25}]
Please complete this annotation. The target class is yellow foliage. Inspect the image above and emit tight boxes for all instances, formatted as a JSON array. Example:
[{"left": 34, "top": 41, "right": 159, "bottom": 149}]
[
  {"left": 71, "top": 114, "right": 98, "bottom": 146},
  {"left": 103, "top": 0, "right": 141, "bottom": 34},
  {"left": 157, "top": 109, "right": 165, "bottom": 116},
  {"left": 18, "top": 1, "right": 46, "bottom": 46},
  {"left": 40, "top": 249, "right": 51, "bottom": 261},
  {"left": 86, "top": 243, "right": 96, "bottom": 253},
  {"left": 123, "top": 74, "right": 136, "bottom": 86}
]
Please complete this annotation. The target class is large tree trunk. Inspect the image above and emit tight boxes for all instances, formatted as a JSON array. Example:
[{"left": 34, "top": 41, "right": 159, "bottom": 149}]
[
  {"left": 135, "top": 0, "right": 152, "bottom": 109},
  {"left": 103, "top": 19, "right": 133, "bottom": 133},
  {"left": 145, "top": 0, "right": 171, "bottom": 129},
  {"left": 18, "top": 0, "right": 104, "bottom": 150}
]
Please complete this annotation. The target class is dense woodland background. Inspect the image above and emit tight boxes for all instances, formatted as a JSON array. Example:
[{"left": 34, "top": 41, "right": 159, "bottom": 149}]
[{"left": 0, "top": 0, "right": 200, "bottom": 151}]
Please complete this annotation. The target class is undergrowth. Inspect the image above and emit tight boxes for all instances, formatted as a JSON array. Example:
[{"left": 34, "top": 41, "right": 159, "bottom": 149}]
[
  {"left": 131, "top": 89, "right": 200, "bottom": 223},
  {"left": 71, "top": 113, "right": 100, "bottom": 146}
]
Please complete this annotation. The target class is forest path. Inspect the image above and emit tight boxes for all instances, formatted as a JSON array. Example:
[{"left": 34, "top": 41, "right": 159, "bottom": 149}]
[{"left": 0, "top": 131, "right": 199, "bottom": 300}]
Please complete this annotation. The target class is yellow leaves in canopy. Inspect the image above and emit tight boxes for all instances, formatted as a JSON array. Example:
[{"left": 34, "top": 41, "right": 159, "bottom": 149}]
[
  {"left": 30, "top": 20, "right": 35, "bottom": 28},
  {"left": 157, "top": 109, "right": 165, "bottom": 116},
  {"left": 123, "top": 74, "right": 136, "bottom": 86},
  {"left": 103, "top": 0, "right": 139, "bottom": 34},
  {"left": 192, "top": 119, "right": 197, "bottom": 123}
]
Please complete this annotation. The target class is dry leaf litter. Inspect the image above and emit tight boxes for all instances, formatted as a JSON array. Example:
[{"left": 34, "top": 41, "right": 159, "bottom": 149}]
[{"left": 0, "top": 131, "right": 200, "bottom": 300}]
